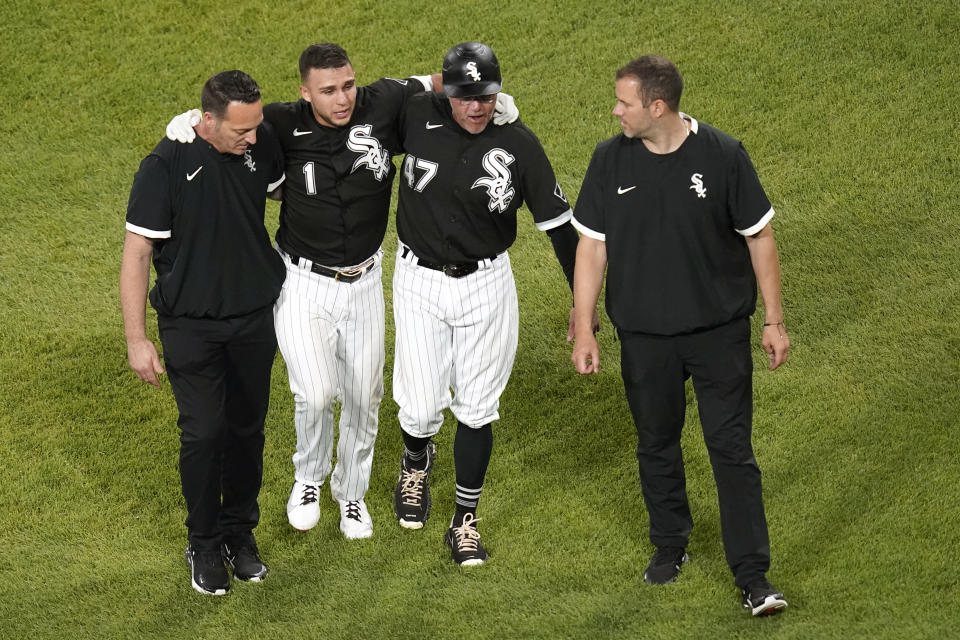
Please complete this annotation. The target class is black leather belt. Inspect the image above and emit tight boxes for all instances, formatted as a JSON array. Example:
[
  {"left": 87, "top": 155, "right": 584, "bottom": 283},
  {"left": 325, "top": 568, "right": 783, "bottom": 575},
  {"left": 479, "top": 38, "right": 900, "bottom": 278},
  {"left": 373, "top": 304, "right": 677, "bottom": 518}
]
[
  {"left": 289, "top": 254, "right": 373, "bottom": 283},
  {"left": 401, "top": 246, "right": 497, "bottom": 278}
]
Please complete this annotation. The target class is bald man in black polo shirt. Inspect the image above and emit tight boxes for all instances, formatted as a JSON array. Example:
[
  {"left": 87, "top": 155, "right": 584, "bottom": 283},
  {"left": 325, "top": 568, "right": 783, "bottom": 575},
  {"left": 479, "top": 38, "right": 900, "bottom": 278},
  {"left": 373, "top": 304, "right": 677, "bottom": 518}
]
[
  {"left": 571, "top": 55, "right": 789, "bottom": 616},
  {"left": 121, "top": 70, "right": 284, "bottom": 596}
]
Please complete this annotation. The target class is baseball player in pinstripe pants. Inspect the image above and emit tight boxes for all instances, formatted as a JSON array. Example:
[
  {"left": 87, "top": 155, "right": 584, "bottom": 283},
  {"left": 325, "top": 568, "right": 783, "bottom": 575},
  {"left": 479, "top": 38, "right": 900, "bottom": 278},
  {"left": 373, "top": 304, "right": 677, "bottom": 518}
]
[{"left": 390, "top": 42, "right": 598, "bottom": 565}]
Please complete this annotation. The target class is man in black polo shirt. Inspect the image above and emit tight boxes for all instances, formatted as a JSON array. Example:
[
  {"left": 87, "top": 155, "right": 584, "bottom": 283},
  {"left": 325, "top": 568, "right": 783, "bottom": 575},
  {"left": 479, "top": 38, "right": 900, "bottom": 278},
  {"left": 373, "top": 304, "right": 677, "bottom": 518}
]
[
  {"left": 121, "top": 70, "right": 285, "bottom": 595},
  {"left": 571, "top": 55, "right": 790, "bottom": 615},
  {"left": 390, "top": 42, "right": 594, "bottom": 566}
]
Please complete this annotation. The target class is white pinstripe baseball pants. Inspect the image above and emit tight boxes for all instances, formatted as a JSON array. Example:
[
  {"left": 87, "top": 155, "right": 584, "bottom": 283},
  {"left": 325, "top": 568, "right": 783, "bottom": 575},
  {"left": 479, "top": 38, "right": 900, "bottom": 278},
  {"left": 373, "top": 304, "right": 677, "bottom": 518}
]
[
  {"left": 392, "top": 247, "right": 519, "bottom": 437},
  {"left": 274, "top": 250, "right": 385, "bottom": 502}
]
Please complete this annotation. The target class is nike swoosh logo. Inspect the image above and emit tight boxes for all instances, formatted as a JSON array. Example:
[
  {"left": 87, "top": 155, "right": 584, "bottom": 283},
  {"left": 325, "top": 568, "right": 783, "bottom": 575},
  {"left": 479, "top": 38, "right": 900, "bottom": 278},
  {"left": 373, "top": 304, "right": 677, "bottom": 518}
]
[
  {"left": 617, "top": 185, "right": 636, "bottom": 194},
  {"left": 293, "top": 128, "right": 312, "bottom": 136},
  {"left": 186, "top": 166, "right": 203, "bottom": 181},
  {"left": 425, "top": 122, "right": 443, "bottom": 130}
]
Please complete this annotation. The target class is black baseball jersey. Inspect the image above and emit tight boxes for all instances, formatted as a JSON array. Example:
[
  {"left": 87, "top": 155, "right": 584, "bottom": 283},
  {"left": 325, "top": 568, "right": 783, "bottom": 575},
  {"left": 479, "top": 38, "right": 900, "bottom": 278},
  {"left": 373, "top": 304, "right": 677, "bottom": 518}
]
[
  {"left": 395, "top": 92, "right": 572, "bottom": 263},
  {"left": 265, "top": 77, "right": 428, "bottom": 266},
  {"left": 126, "top": 129, "right": 286, "bottom": 319},
  {"left": 572, "top": 115, "right": 774, "bottom": 336}
]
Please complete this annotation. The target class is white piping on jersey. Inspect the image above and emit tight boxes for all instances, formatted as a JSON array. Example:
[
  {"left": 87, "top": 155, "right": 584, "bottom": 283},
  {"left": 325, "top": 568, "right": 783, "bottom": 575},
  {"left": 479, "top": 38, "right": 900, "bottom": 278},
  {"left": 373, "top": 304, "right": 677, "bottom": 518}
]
[
  {"left": 126, "top": 221, "right": 171, "bottom": 239},
  {"left": 679, "top": 112, "right": 699, "bottom": 134},
  {"left": 534, "top": 208, "right": 573, "bottom": 232},
  {"left": 736, "top": 207, "right": 775, "bottom": 237},
  {"left": 267, "top": 173, "right": 286, "bottom": 193},
  {"left": 410, "top": 75, "right": 433, "bottom": 92},
  {"left": 571, "top": 216, "right": 604, "bottom": 242}
]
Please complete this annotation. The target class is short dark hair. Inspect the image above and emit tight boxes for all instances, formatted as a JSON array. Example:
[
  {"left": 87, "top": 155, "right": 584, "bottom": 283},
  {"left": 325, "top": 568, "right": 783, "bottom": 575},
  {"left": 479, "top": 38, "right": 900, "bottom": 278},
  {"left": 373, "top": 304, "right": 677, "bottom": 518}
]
[
  {"left": 299, "top": 43, "right": 351, "bottom": 81},
  {"left": 616, "top": 55, "right": 683, "bottom": 112},
  {"left": 200, "top": 70, "right": 261, "bottom": 118}
]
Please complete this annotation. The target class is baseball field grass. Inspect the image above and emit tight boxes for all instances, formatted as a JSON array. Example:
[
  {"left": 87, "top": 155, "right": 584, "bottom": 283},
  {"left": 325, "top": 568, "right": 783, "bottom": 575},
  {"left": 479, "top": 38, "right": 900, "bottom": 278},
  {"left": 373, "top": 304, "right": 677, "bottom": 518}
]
[{"left": 1, "top": 0, "right": 958, "bottom": 638}]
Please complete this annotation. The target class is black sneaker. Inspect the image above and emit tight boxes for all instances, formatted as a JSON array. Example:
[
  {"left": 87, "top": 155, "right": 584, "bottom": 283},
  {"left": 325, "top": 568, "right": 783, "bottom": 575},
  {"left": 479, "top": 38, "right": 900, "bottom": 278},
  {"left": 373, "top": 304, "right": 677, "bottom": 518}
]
[
  {"left": 394, "top": 441, "right": 436, "bottom": 529},
  {"left": 643, "top": 546, "right": 689, "bottom": 585},
  {"left": 185, "top": 545, "right": 230, "bottom": 595},
  {"left": 741, "top": 578, "right": 787, "bottom": 616},
  {"left": 221, "top": 538, "right": 268, "bottom": 582},
  {"left": 445, "top": 513, "right": 488, "bottom": 566}
]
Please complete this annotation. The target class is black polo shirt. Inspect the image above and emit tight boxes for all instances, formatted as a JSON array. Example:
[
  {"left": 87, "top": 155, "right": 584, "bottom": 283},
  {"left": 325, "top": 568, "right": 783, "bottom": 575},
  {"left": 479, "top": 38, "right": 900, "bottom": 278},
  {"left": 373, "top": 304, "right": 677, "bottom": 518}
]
[
  {"left": 126, "top": 128, "right": 286, "bottom": 319},
  {"left": 265, "top": 77, "right": 427, "bottom": 266},
  {"left": 395, "top": 92, "right": 572, "bottom": 264},
  {"left": 572, "top": 115, "right": 774, "bottom": 336}
]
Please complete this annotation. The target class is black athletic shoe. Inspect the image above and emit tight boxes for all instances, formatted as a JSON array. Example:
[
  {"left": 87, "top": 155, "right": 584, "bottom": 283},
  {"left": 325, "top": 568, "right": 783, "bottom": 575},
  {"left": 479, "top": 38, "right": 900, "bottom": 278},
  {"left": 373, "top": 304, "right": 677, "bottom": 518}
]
[
  {"left": 185, "top": 545, "right": 230, "bottom": 595},
  {"left": 445, "top": 513, "right": 488, "bottom": 566},
  {"left": 741, "top": 578, "right": 788, "bottom": 616},
  {"left": 221, "top": 538, "right": 268, "bottom": 582},
  {"left": 643, "top": 546, "right": 690, "bottom": 585},
  {"left": 394, "top": 441, "right": 436, "bottom": 529}
]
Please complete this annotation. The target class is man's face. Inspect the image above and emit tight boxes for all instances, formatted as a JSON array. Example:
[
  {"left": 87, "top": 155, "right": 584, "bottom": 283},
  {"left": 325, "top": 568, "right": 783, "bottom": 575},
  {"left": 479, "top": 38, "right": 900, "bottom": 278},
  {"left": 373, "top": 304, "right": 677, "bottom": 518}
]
[
  {"left": 449, "top": 94, "right": 497, "bottom": 134},
  {"left": 613, "top": 77, "right": 653, "bottom": 139},
  {"left": 300, "top": 64, "right": 357, "bottom": 127},
  {"left": 207, "top": 100, "right": 262, "bottom": 154}
]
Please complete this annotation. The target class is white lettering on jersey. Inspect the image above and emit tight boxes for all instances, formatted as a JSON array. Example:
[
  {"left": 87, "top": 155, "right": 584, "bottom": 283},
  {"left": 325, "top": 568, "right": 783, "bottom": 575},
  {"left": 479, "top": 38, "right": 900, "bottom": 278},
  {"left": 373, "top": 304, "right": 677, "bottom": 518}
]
[
  {"left": 347, "top": 124, "right": 390, "bottom": 181},
  {"left": 689, "top": 173, "right": 707, "bottom": 198},
  {"left": 243, "top": 150, "right": 256, "bottom": 173},
  {"left": 465, "top": 62, "right": 481, "bottom": 82},
  {"left": 554, "top": 181, "right": 568, "bottom": 203},
  {"left": 471, "top": 148, "right": 515, "bottom": 213}
]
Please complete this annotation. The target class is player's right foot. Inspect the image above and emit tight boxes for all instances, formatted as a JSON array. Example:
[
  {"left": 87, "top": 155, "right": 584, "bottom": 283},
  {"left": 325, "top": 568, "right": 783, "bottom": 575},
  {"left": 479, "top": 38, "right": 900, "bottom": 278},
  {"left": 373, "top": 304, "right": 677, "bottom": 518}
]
[
  {"left": 643, "top": 546, "right": 689, "bottom": 585},
  {"left": 393, "top": 441, "right": 435, "bottom": 529},
  {"left": 186, "top": 545, "right": 230, "bottom": 596},
  {"left": 287, "top": 480, "right": 320, "bottom": 531}
]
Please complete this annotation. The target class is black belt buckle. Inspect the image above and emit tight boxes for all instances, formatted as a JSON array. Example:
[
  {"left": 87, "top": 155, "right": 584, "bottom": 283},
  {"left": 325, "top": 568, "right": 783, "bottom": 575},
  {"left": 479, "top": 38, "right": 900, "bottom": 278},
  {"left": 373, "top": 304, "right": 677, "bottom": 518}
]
[{"left": 442, "top": 263, "right": 479, "bottom": 278}]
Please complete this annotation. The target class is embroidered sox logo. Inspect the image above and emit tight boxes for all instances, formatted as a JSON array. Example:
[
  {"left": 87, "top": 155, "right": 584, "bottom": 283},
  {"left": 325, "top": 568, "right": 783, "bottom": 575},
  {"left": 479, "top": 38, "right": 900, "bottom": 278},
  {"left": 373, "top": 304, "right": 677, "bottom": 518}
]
[
  {"left": 243, "top": 150, "right": 256, "bottom": 172},
  {"left": 347, "top": 124, "right": 390, "bottom": 181},
  {"left": 689, "top": 173, "right": 707, "bottom": 198},
  {"left": 465, "top": 61, "right": 481, "bottom": 82},
  {"left": 472, "top": 148, "right": 515, "bottom": 213}
]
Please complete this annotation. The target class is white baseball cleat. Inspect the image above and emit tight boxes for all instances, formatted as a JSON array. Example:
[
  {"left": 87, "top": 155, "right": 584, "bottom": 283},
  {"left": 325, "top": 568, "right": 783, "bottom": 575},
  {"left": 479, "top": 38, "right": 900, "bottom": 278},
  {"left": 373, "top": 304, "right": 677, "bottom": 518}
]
[
  {"left": 338, "top": 499, "right": 373, "bottom": 539},
  {"left": 287, "top": 480, "right": 321, "bottom": 531}
]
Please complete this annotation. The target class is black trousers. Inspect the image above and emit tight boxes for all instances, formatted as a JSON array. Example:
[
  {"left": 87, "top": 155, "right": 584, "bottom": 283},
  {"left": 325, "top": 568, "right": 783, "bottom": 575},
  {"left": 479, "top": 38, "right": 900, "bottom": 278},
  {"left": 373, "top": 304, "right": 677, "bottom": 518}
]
[
  {"left": 619, "top": 317, "right": 770, "bottom": 587},
  {"left": 158, "top": 305, "right": 276, "bottom": 550}
]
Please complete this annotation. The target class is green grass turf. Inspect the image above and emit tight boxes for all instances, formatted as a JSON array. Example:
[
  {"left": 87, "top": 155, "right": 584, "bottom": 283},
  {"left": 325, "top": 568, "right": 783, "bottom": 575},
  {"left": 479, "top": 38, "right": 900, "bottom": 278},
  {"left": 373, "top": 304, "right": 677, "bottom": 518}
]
[{"left": 1, "top": 0, "right": 958, "bottom": 637}]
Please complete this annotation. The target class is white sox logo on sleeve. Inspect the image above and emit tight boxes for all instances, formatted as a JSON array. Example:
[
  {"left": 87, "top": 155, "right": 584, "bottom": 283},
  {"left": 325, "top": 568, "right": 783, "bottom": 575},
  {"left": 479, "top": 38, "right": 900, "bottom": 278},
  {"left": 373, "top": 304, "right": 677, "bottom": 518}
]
[
  {"left": 243, "top": 150, "right": 257, "bottom": 173},
  {"left": 347, "top": 124, "right": 390, "bottom": 181},
  {"left": 471, "top": 148, "right": 515, "bottom": 213},
  {"left": 689, "top": 173, "right": 707, "bottom": 198}
]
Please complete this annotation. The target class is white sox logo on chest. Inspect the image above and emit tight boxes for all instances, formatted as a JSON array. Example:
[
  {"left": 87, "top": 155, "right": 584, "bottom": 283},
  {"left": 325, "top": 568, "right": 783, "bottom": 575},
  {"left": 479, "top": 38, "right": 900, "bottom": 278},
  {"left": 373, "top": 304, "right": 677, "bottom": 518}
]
[
  {"left": 472, "top": 148, "right": 515, "bottom": 213},
  {"left": 689, "top": 173, "right": 707, "bottom": 198},
  {"left": 347, "top": 125, "right": 390, "bottom": 181}
]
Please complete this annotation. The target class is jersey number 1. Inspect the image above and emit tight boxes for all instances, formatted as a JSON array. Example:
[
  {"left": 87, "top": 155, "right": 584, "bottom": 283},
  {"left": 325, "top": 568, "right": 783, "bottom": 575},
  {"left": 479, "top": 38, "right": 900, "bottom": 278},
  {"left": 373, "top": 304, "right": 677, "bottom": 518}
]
[{"left": 303, "top": 162, "right": 317, "bottom": 195}]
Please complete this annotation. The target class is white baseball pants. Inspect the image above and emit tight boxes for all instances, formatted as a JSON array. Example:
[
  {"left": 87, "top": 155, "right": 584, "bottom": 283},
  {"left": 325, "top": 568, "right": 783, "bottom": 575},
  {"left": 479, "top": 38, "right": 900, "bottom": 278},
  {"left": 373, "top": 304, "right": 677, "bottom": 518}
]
[
  {"left": 392, "top": 246, "right": 519, "bottom": 437},
  {"left": 274, "top": 249, "right": 385, "bottom": 501}
]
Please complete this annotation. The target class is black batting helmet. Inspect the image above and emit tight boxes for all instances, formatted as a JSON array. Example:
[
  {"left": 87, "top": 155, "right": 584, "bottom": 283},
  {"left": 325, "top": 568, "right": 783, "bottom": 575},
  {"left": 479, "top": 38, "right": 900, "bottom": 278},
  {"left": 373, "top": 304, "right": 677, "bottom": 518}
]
[{"left": 442, "top": 42, "right": 502, "bottom": 97}]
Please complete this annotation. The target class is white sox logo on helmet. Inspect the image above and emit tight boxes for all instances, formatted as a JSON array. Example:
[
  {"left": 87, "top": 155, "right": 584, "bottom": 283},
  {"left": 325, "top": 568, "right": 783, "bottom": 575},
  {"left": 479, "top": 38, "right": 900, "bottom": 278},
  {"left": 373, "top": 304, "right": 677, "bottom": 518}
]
[
  {"left": 347, "top": 125, "right": 390, "bottom": 181},
  {"left": 465, "top": 61, "right": 482, "bottom": 81},
  {"left": 472, "top": 148, "right": 515, "bottom": 213}
]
